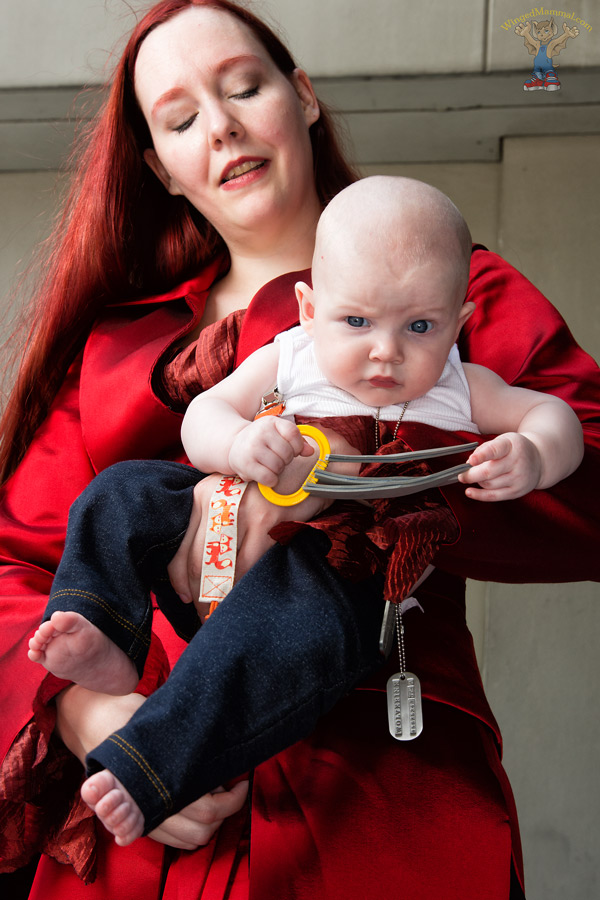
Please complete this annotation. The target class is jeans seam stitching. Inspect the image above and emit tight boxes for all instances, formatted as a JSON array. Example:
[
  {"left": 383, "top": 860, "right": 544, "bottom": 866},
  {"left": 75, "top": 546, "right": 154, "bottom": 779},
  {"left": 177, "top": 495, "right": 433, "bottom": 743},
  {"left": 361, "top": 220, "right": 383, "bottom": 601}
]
[{"left": 49, "top": 588, "right": 151, "bottom": 658}]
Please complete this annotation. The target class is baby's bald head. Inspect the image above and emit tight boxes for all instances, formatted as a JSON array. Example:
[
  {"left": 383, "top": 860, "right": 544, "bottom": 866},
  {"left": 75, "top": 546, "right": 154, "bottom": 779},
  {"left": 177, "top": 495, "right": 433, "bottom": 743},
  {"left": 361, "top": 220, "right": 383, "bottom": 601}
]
[{"left": 313, "top": 176, "right": 472, "bottom": 307}]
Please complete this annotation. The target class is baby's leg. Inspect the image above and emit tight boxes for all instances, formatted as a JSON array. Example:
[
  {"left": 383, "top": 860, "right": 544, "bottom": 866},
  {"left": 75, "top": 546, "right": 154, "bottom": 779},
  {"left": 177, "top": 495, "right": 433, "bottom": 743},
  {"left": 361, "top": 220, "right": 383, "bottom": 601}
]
[
  {"left": 32, "top": 460, "right": 201, "bottom": 694},
  {"left": 28, "top": 611, "right": 139, "bottom": 695},
  {"left": 81, "top": 769, "right": 144, "bottom": 846},
  {"left": 85, "top": 531, "right": 387, "bottom": 835}
]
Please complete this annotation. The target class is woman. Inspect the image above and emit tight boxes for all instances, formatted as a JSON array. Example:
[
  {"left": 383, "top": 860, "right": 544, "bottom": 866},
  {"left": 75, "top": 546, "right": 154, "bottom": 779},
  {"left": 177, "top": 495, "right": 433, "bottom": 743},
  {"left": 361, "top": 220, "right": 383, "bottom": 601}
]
[{"left": 0, "top": 2, "right": 598, "bottom": 898}]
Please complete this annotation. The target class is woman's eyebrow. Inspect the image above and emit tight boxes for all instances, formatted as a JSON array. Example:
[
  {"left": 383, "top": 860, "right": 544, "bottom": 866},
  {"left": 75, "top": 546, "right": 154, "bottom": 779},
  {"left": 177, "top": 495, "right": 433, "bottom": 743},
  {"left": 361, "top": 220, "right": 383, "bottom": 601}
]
[
  {"left": 151, "top": 55, "right": 264, "bottom": 119},
  {"left": 213, "top": 53, "right": 263, "bottom": 76},
  {"left": 152, "top": 87, "right": 189, "bottom": 119}
]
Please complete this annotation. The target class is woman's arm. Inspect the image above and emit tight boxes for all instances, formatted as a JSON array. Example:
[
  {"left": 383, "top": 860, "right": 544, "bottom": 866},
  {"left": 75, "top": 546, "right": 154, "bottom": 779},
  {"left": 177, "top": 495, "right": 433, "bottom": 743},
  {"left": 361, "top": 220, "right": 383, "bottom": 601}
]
[
  {"left": 89, "top": 525, "right": 387, "bottom": 834},
  {"left": 0, "top": 332, "right": 247, "bottom": 868},
  {"left": 169, "top": 425, "right": 362, "bottom": 599},
  {"left": 0, "top": 355, "right": 95, "bottom": 766},
  {"left": 435, "top": 247, "right": 600, "bottom": 582},
  {"left": 55, "top": 685, "right": 248, "bottom": 850}
]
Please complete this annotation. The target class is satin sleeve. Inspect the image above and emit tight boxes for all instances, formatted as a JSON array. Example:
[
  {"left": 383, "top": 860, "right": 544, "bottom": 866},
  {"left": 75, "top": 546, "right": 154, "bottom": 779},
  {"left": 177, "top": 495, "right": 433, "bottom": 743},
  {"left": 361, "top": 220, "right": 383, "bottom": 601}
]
[
  {"left": 433, "top": 247, "right": 600, "bottom": 583},
  {"left": 0, "top": 352, "right": 171, "bottom": 878},
  {"left": 0, "top": 354, "right": 95, "bottom": 754}
]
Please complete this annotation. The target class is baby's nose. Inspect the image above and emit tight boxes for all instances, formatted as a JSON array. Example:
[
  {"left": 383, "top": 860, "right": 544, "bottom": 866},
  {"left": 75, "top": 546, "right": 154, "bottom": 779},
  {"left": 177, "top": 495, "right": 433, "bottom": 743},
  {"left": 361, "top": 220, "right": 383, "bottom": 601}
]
[{"left": 370, "top": 334, "right": 403, "bottom": 361}]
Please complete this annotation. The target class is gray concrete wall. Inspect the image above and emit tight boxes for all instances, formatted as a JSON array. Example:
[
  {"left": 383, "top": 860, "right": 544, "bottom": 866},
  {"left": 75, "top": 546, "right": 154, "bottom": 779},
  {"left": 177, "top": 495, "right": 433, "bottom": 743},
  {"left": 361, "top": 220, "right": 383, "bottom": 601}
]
[
  {"left": 0, "top": 172, "right": 58, "bottom": 344},
  {"left": 3, "top": 0, "right": 598, "bottom": 86},
  {"left": 1, "top": 3, "right": 600, "bottom": 898}
]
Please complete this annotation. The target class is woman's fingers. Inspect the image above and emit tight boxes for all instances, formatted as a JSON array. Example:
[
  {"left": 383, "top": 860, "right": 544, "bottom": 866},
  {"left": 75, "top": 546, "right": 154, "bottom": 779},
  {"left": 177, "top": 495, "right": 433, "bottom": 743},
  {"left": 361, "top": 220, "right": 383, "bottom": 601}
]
[
  {"left": 54, "top": 688, "right": 147, "bottom": 764},
  {"left": 148, "top": 780, "right": 249, "bottom": 850},
  {"left": 167, "top": 475, "right": 219, "bottom": 603},
  {"left": 169, "top": 427, "right": 362, "bottom": 603},
  {"left": 233, "top": 482, "right": 329, "bottom": 579}
]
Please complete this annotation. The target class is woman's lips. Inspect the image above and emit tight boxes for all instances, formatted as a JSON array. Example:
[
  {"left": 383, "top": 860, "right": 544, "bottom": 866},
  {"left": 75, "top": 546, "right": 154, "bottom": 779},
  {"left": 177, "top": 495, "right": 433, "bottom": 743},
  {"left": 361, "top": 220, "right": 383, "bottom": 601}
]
[{"left": 220, "top": 158, "right": 268, "bottom": 188}]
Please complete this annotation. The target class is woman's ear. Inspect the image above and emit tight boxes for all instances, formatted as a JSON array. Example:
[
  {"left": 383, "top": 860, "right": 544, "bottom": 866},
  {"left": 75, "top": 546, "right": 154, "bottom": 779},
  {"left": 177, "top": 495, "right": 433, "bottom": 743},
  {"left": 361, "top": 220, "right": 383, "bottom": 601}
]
[
  {"left": 296, "top": 282, "right": 316, "bottom": 334},
  {"left": 143, "top": 148, "right": 182, "bottom": 196},
  {"left": 291, "top": 69, "right": 320, "bottom": 127}
]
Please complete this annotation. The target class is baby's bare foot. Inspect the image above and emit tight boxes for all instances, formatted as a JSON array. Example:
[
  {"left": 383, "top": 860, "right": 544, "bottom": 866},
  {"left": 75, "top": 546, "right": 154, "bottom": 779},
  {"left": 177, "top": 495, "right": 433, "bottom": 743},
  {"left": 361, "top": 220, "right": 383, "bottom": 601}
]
[
  {"left": 27, "top": 610, "right": 138, "bottom": 694},
  {"left": 81, "top": 769, "right": 144, "bottom": 846}
]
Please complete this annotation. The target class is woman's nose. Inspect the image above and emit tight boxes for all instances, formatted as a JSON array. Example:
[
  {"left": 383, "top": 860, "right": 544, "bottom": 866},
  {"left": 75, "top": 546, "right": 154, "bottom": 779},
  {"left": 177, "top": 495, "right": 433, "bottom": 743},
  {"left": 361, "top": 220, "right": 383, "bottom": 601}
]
[{"left": 207, "top": 101, "right": 243, "bottom": 147}]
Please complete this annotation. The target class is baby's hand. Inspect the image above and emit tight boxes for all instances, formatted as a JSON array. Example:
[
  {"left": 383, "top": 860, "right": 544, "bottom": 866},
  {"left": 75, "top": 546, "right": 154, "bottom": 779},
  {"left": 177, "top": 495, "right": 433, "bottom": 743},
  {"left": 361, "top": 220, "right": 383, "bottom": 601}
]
[
  {"left": 458, "top": 433, "right": 542, "bottom": 501},
  {"left": 228, "top": 417, "right": 313, "bottom": 486}
]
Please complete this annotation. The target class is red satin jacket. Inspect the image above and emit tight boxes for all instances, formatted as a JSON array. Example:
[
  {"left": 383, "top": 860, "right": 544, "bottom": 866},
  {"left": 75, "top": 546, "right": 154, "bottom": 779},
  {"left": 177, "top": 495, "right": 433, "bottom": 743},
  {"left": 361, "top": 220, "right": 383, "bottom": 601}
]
[{"left": 1, "top": 248, "right": 599, "bottom": 899}]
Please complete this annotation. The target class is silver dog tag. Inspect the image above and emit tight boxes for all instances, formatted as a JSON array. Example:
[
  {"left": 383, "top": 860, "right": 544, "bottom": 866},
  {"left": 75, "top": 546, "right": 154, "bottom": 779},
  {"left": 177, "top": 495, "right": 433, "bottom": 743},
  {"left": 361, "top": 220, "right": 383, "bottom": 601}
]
[{"left": 386, "top": 672, "right": 423, "bottom": 741}]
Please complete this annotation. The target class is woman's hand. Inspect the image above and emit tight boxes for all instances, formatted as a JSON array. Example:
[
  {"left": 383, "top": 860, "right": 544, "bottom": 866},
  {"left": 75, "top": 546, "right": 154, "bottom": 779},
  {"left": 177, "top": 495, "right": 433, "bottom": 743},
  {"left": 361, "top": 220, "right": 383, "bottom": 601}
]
[
  {"left": 55, "top": 685, "right": 249, "bottom": 849},
  {"left": 55, "top": 685, "right": 147, "bottom": 764},
  {"left": 169, "top": 427, "right": 361, "bottom": 605},
  {"left": 168, "top": 475, "right": 328, "bottom": 608},
  {"left": 147, "top": 780, "right": 249, "bottom": 850}
]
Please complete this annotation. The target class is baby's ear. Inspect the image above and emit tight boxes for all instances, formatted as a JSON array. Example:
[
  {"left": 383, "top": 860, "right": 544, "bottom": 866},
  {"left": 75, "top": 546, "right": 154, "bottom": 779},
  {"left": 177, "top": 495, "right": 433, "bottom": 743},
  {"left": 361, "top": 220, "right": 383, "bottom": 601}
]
[
  {"left": 296, "top": 282, "right": 315, "bottom": 334},
  {"left": 455, "top": 300, "right": 476, "bottom": 338}
]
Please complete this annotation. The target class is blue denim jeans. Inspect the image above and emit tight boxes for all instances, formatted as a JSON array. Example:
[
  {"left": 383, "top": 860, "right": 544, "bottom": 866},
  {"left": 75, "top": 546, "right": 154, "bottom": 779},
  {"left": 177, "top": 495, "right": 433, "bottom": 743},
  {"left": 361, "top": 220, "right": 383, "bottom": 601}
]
[
  {"left": 46, "top": 460, "right": 386, "bottom": 831},
  {"left": 45, "top": 460, "right": 204, "bottom": 673}
]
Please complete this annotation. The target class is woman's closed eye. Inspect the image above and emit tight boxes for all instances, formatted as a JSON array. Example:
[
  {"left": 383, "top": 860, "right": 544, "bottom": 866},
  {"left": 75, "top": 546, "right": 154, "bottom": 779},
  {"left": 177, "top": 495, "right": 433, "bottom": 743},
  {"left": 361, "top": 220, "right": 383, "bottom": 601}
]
[
  {"left": 174, "top": 114, "right": 198, "bottom": 135},
  {"left": 231, "top": 85, "right": 259, "bottom": 100},
  {"left": 173, "top": 86, "right": 259, "bottom": 134}
]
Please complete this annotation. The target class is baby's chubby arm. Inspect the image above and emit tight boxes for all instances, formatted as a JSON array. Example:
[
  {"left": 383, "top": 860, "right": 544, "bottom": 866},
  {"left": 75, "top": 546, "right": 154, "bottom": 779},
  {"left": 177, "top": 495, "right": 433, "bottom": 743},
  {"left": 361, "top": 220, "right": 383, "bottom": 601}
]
[
  {"left": 459, "top": 363, "right": 584, "bottom": 502},
  {"left": 181, "top": 343, "right": 313, "bottom": 487}
]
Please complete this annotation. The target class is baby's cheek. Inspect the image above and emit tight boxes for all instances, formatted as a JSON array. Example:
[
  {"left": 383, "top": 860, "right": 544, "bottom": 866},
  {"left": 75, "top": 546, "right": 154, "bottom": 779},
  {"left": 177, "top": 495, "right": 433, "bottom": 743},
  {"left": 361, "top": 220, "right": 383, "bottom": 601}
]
[{"left": 316, "top": 348, "right": 343, "bottom": 383}]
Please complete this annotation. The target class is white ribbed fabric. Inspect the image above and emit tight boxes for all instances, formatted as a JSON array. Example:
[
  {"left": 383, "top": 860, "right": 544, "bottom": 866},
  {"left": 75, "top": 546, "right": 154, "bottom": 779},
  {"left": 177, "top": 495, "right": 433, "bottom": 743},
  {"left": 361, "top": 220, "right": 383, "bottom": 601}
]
[{"left": 274, "top": 326, "right": 479, "bottom": 434}]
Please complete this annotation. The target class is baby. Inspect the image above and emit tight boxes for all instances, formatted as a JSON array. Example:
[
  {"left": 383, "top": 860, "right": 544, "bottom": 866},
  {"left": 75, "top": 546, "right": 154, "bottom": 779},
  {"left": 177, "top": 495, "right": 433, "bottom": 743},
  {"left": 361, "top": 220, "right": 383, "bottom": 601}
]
[
  {"left": 181, "top": 176, "right": 581, "bottom": 505},
  {"left": 28, "top": 176, "right": 584, "bottom": 846}
]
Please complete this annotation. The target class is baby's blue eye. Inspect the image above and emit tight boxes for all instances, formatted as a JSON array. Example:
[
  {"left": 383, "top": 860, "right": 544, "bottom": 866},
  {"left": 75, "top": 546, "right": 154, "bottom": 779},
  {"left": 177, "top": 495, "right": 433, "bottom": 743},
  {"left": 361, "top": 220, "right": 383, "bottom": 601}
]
[
  {"left": 346, "top": 316, "right": 368, "bottom": 328},
  {"left": 409, "top": 319, "right": 432, "bottom": 334}
]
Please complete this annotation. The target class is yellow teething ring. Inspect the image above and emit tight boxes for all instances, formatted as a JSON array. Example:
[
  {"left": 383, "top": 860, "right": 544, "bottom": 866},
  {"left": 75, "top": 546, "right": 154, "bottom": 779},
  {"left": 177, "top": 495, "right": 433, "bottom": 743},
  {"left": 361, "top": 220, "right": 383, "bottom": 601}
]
[{"left": 258, "top": 425, "right": 331, "bottom": 506}]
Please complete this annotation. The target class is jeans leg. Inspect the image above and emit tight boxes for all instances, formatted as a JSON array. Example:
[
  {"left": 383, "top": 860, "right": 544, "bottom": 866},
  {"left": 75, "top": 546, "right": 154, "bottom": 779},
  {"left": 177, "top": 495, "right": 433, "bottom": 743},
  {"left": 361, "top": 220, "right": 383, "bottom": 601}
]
[
  {"left": 86, "top": 529, "right": 386, "bottom": 832},
  {"left": 45, "top": 459, "right": 202, "bottom": 675}
]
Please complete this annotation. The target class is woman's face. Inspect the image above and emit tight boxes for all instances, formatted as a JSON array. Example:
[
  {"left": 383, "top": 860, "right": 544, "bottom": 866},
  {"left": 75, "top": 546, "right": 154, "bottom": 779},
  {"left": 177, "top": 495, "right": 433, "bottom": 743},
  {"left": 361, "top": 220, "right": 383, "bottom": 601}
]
[{"left": 134, "top": 5, "right": 321, "bottom": 248}]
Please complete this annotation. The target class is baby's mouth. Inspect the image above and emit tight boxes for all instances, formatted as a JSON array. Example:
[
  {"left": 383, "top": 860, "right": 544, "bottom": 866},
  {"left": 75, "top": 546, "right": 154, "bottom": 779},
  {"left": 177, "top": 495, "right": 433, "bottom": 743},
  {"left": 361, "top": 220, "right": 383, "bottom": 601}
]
[
  {"left": 221, "top": 160, "right": 265, "bottom": 184},
  {"left": 370, "top": 376, "right": 398, "bottom": 388}
]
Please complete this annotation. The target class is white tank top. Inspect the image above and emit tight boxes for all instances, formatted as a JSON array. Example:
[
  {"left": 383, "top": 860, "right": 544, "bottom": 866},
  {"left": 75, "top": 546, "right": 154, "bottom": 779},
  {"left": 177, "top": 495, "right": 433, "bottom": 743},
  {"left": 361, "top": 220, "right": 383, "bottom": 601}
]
[{"left": 274, "top": 326, "right": 479, "bottom": 434}]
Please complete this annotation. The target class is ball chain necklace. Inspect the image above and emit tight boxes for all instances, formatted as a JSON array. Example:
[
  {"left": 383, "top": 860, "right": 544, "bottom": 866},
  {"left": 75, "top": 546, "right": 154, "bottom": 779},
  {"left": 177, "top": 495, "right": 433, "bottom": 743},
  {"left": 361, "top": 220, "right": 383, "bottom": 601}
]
[
  {"left": 374, "top": 399, "right": 410, "bottom": 450},
  {"left": 373, "top": 398, "right": 424, "bottom": 742}
]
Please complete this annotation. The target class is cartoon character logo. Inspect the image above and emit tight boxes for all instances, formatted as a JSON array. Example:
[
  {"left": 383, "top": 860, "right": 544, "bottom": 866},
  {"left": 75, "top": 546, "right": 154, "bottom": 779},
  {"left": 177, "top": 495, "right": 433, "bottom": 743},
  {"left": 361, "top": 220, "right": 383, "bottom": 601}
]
[{"left": 515, "top": 17, "right": 579, "bottom": 91}]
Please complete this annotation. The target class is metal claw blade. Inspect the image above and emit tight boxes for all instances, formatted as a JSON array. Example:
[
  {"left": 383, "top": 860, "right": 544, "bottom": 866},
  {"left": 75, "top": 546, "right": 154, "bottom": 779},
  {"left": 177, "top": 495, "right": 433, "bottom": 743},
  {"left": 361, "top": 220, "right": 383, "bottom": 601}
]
[
  {"left": 305, "top": 462, "right": 471, "bottom": 499},
  {"left": 326, "top": 441, "right": 478, "bottom": 464}
]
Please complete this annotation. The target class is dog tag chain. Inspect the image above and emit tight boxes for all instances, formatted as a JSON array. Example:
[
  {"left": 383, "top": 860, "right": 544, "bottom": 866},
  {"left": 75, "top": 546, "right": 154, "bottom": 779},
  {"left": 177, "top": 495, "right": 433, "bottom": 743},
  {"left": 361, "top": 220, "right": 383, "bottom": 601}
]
[{"left": 386, "top": 602, "right": 423, "bottom": 741}]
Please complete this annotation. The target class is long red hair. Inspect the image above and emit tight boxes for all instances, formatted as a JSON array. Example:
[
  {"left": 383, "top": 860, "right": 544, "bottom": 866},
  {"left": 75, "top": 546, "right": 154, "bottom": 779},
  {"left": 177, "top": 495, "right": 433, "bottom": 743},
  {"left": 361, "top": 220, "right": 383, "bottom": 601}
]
[{"left": 0, "top": 0, "right": 358, "bottom": 483}]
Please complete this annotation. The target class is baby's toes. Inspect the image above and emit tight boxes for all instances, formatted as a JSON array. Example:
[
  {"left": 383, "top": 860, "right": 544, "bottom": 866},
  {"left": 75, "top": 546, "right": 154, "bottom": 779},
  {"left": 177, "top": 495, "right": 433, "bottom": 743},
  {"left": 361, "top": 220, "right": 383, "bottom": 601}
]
[
  {"left": 28, "top": 632, "right": 43, "bottom": 653},
  {"left": 113, "top": 807, "right": 144, "bottom": 846},
  {"left": 96, "top": 791, "right": 143, "bottom": 845},
  {"left": 99, "top": 791, "right": 132, "bottom": 826},
  {"left": 81, "top": 769, "right": 118, "bottom": 810},
  {"left": 81, "top": 769, "right": 144, "bottom": 845},
  {"left": 94, "top": 786, "right": 127, "bottom": 822},
  {"left": 36, "top": 620, "right": 57, "bottom": 644}
]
